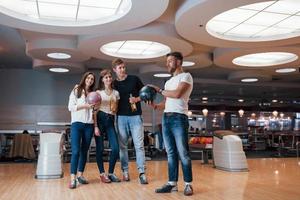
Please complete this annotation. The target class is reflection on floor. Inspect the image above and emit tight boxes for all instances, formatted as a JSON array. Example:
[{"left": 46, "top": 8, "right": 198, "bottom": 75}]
[{"left": 0, "top": 158, "right": 299, "bottom": 200}]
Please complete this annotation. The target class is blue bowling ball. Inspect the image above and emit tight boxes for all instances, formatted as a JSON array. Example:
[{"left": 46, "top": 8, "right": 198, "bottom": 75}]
[{"left": 139, "top": 85, "right": 157, "bottom": 102}]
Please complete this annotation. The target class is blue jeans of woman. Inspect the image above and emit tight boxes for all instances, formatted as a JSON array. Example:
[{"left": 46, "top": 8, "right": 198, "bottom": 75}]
[
  {"left": 117, "top": 115, "right": 145, "bottom": 174},
  {"left": 70, "top": 122, "right": 94, "bottom": 175},
  {"left": 162, "top": 113, "right": 193, "bottom": 183},
  {"left": 95, "top": 111, "right": 119, "bottom": 174}
]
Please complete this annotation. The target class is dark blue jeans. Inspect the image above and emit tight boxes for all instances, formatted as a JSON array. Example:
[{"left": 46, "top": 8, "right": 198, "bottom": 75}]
[
  {"left": 162, "top": 113, "right": 193, "bottom": 183},
  {"left": 70, "top": 122, "right": 94, "bottom": 175},
  {"left": 95, "top": 111, "right": 119, "bottom": 174}
]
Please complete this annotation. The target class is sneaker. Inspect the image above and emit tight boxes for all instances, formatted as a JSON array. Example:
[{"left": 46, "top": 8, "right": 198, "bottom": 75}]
[
  {"left": 155, "top": 184, "right": 178, "bottom": 193},
  {"left": 100, "top": 174, "right": 111, "bottom": 183},
  {"left": 122, "top": 171, "right": 130, "bottom": 182},
  {"left": 69, "top": 179, "right": 77, "bottom": 189},
  {"left": 108, "top": 174, "right": 121, "bottom": 182},
  {"left": 139, "top": 173, "right": 148, "bottom": 184},
  {"left": 77, "top": 176, "right": 89, "bottom": 184},
  {"left": 183, "top": 184, "right": 193, "bottom": 196}
]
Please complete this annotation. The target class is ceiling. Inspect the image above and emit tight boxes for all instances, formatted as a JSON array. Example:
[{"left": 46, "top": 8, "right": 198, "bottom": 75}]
[{"left": 0, "top": 0, "right": 300, "bottom": 111}]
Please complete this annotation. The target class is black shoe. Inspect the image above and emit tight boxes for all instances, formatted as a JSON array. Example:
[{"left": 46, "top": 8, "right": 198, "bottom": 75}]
[
  {"left": 77, "top": 176, "right": 89, "bottom": 184},
  {"left": 155, "top": 184, "right": 178, "bottom": 193},
  {"left": 139, "top": 173, "right": 148, "bottom": 184},
  {"left": 108, "top": 174, "right": 121, "bottom": 182},
  {"left": 184, "top": 184, "right": 193, "bottom": 196}
]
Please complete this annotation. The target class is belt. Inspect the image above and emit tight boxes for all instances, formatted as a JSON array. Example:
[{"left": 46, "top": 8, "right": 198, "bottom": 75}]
[{"left": 164, "top": 112, "right": 185, "bottom": 117}]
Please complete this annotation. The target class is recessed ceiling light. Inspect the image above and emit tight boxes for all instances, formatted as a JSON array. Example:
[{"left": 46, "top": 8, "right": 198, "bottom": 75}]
[
  {"left": 0, "top": 0, "right": 132, "bottom": 26},
  {"left": 272, "top": 99, "right": 278, "bottom": 103},
  {"left": 206, "top": 1, "right": 300, "bottom": 42},
  {"left": 101, "top": 40, "right": 171, "bottom": 59},
  {"left": 182, "top": 61, "right": 195, "bottom": 67},
  {"left": 232, "top": 52, "right": 298, "bottom": 67},
  {"left": 47, "top": 53, "right": 71, "bottom": 59},
  {"left": 238, "top": 99, "right": 244, "bottom": 102},
  {"left": 275, "top": 68, "right": 297, "bottom": 73},
  {"left": 49, "top": 67, "right": 69, "bottom": 73},
  {"left": 241, "top": 78, "right": 258, "bottom": 82},
  {"left": 202, "top": 97, "right": 208, "bottom": 101},
  {"left": 154, "top": 73, "right": 171, "bottom": 78}
]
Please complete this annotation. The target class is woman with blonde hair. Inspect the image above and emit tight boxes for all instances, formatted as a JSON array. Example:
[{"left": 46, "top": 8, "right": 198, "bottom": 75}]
[{"left": 94, "top": 69, "right": 121, "bottom": 183}]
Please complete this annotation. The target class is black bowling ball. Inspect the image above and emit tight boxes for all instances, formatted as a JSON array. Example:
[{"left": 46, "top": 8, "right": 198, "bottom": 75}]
[{"left": 139, "top": 85, "right": 157, "bottom": 102}]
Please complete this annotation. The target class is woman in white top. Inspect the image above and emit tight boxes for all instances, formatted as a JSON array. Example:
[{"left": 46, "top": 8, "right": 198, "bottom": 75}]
[
  {"left": 68, "top": 72, "right": 96, "bottom": 189},
  {"left": 94, "top": 69, "right": 121, "bottom": 183}
]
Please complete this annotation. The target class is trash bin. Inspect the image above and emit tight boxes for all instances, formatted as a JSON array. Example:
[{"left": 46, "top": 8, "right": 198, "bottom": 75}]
[
  {"left": 35, "top": 133, "right": 64, "bottom": 179},
  {"left": 213, "top": 132, "right": 248, "bottom": 172}
]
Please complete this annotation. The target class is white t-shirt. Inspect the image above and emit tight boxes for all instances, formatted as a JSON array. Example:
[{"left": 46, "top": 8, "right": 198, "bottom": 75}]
[
  {"left": 97, "top": 90, "right": 120, "bottom": 115},
  {"left": 68, "top": 88, "right": 94, "bottom": 124},
  {"left": 164, "top": 72, "right": 193, "bottom": 115}
]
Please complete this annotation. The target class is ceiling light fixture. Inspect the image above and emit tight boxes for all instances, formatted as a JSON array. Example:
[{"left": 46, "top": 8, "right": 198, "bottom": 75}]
[
  {"left": 238, "top": 99, "right": 244, "bottom": 102},
  {"left": 101, "top": 40, "right": 171, "bottom": 59},
  {"left": 241, "top": 78, "right": 258, "bottom": 82},
  {"left": 153, "top": 73, "right": 171, "bottom": 78},
  {"left": 49, "top": 67, "right": 69, "bottom": 73},
  {"left": 275, "top": 68, "right": 297, "bottom": 73},
  {"left": 47, "top": 53, "right": 71, "bottom": 59},
  {"left": 232, "top": 52, "right": 298, "bottom": 67},
  {"left": 182, "top": 61, "right": 195, "bottom": 67},
  {"left": 202, "top": 97, "right": 208, "bottom": 101},
  {"left": 206, "top": 1, "right": 300, "bottom": 42},
  {"left": 0, "top": 0, "right": 132, "bottom": 26}
]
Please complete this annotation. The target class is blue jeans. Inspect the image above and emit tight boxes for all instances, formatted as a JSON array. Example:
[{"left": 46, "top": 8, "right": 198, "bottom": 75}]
[
  {"left": 162, "top": 113, "right": 193, "bottom": 182},
  {"left": 117, "top": 115, "right": 145, "bottom": 174},
  {"left": 95, "top": 111, "right": 119, "bottom": 174},
  {"left": 70, "top": 122, "right": 94, "bottom": 175}
]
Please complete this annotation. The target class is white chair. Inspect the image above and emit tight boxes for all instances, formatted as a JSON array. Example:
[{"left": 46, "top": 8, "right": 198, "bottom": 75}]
[{"left": 35, "top": 132, "right": 64, "bottom": 179}]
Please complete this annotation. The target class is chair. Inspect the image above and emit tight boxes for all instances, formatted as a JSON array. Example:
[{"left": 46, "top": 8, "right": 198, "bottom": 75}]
[{"left": 9, "top": 134, "right": 35, "bottom": 160}]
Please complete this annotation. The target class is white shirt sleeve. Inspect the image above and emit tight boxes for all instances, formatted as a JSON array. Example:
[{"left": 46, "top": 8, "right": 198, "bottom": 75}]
[
  {"left": 181, "top": 73, "right": 193, "bottom": 85},
  {"left": 68, "top": 89, "right": 78, "bottom": 112}
]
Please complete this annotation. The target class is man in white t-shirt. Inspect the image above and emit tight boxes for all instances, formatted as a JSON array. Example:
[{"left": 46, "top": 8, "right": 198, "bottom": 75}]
[{"left": 151, "top": 52, "right": 194, "bottom": 196}]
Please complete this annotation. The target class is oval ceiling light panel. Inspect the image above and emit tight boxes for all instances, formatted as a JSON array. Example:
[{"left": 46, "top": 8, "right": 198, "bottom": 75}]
[
  {"left": 47, "top": 52, "right": 71, "bottom": 59},
  {"left": 182, "top": 61, "right": 195, "bottom": 67},
  {"left": 0, "top": 0, "right": 132, "bottom": 26},
  {"left": 275, "top": 68, "right": 297, "bottom": 73},
  {"left": 241, "top": 78, "right": 258, "bottom": 82},
  {"left": 232, "top": 52, "right": 298, "bottom": 67},
  {"left": 100, "top": 40, "right": 171, "bottom": 59},
  {"left": 206, "top": 1, "right": 300, "bottom": 42},
  {"left": 154, "top": 73, "right": 171, "bottom": 78},
  {"left": 49, "top": 67, "right": 69, "bottom": 73}
]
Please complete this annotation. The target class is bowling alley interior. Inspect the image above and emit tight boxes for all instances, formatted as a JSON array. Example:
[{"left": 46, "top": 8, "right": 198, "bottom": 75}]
[{"left": 0, "top": 0, "right": 300, "bottom": 200}]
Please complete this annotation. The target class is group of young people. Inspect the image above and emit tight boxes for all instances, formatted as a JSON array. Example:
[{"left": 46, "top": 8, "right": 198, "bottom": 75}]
[{"left": 67, "top": 52, "right": 194, "bottom": 196}]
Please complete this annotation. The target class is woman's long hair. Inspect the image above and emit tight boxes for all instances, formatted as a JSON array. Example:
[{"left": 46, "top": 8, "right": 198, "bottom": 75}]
[
  {"left": 74, "top": 71, "right": 96, "bottom": 98},
  {"left": 97, "top": 69, "right": 114, "bottom": 90}
]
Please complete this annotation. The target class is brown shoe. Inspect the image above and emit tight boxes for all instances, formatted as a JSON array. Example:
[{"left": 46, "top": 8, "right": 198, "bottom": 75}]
[{"left": 100, "top": 174, "right": 111, "bottom": 183}]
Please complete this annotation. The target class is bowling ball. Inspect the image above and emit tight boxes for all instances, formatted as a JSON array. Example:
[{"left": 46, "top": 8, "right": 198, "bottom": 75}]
[
  {"left": 139, "top": 85, "right": 157, "bottom": 102},
  {"left": 86, "top": 92, "right": 101, "bottom": 104}
]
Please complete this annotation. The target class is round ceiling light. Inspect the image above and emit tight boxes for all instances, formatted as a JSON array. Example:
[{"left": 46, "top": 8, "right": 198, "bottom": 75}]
[
  {"left": 241, "top": 78, "right": 258, "bottom": 82},
  {"left": 232, "top": 52, "right": 298, "bottom": 67},
  {"left": 154, "top": 73, "right": 171, "bottom": 78},
  {"left": 275, "top": 68, "right": 297, "bottom": 73},
  {"left": 49, "top": 67, "right": 69, "bottom": 73},
  {"left": 0, "top": 0, "right": 132, "bottom": 26},
  {"left": 47, "top": 52, "right": 71, "bottom": 59},
  {"left": 100, "top": 40, "right": 171, "bottom": 59},
  {"left": 206, "top": 1, "right": 300, "bottom": 42},
  {"left": 182, "top": 61, "right": 195, "bottom": 67}
]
